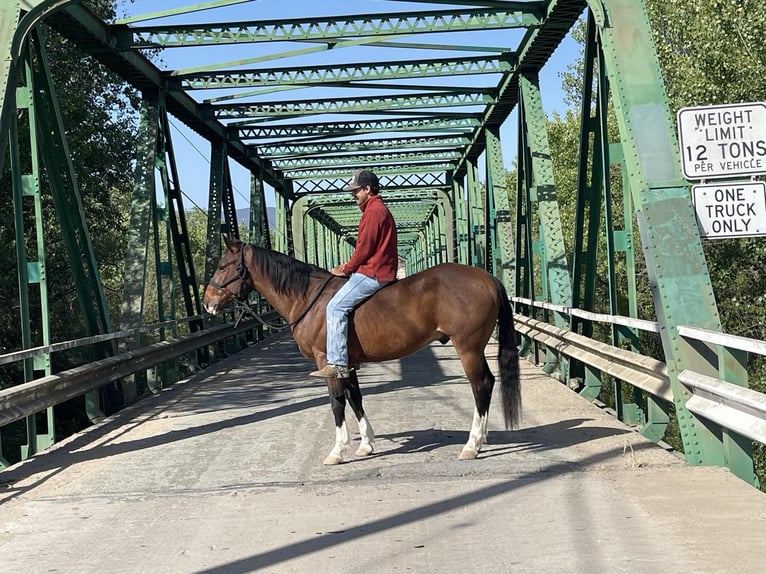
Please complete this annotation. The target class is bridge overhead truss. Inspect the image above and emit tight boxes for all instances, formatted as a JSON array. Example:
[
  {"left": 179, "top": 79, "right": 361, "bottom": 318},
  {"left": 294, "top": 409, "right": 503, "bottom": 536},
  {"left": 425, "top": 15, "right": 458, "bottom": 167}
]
[{"left": 1, "top": 0, "right": 759, "bottom": 485}]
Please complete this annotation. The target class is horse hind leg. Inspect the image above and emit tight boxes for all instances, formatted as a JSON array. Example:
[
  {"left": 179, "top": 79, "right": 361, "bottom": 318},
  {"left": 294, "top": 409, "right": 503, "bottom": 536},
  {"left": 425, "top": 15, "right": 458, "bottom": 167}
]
[
  {"left": 345, "top": 371, "right": 376, "bottom": 457},
  {"left": 324, "top": 378, "right": 351, "bottom": 465},
  {"left": 458, "top": 352, "right": 495, "bottom": 460}
]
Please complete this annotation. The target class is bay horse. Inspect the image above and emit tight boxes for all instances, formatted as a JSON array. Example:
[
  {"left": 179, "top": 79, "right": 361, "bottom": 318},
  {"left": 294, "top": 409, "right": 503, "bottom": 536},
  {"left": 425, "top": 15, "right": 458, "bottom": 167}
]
[{"left": 203, "top": 236, "right": 521, "bottom": 465}]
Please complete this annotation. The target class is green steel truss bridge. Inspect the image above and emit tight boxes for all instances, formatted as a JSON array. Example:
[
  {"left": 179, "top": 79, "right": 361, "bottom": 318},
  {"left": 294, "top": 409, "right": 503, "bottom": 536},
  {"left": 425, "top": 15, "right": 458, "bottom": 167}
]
[{"left": 1, "top": 0, "right": 765, "bottom": 492}]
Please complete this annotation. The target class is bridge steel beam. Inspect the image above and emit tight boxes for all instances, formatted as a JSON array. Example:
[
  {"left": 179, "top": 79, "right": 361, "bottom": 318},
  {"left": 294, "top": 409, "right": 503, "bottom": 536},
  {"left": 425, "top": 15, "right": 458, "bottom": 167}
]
[
  {"left": 248, "top": 170, "right": 271, "bottom": 250},
  {"left": 518, "top": 74, "right": 572, "bottom": 320},
  {"left": 591, "top": 0, "right": 755, "bottom": 483},
  {"left": 485, "top": 125, "right": 516, "bottom": 290},
  {"left": 451, "top": 177, "right": 469, "bottom": 265},
  {"left": 465, "top": 160, "right": 485, "bottom": 269},
  {"left": 516, "top": 73, "right": 573, "bottom": 379},
  {"left": 122, "top": 6, "right": 545, "bottom": 47}
]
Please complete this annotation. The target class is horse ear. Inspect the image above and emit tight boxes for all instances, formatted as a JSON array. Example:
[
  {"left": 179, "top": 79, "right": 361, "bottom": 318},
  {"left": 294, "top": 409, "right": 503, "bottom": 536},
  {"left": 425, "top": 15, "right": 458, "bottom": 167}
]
[{"left": 222, "top": 234, "right": 238, "bottom": 251}]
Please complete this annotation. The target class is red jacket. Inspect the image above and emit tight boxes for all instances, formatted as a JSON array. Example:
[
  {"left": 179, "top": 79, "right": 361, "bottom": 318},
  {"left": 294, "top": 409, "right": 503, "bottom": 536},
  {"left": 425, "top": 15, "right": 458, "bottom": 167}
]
[{"left": 343, "top": 194, "right": 398, "bottom": 282}]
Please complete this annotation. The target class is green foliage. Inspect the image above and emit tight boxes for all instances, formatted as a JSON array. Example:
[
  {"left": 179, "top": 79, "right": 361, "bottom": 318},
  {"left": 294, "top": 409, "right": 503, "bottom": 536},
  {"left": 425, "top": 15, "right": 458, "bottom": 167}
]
[{"left": 647, "top": 0, "right": 766, "bottom": 111}]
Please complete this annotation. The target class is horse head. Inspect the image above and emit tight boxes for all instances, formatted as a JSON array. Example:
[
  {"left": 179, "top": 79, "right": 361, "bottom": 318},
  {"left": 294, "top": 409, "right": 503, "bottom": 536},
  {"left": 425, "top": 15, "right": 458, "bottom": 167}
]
[{"left": 203, "top": 236, "right": 251, "bottom": 315}]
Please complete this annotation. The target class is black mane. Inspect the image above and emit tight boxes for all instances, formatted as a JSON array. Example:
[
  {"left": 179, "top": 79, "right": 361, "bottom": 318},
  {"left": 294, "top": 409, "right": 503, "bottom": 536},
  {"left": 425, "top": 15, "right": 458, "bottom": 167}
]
[{"left": 249, "top": 244, "right": 329, "bottom": 298}]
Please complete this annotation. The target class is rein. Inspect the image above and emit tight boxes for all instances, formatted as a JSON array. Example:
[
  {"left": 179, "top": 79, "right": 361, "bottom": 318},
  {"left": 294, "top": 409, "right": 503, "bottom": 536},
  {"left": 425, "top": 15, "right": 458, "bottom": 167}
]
[{"left": 209, "top": 246, "right": 335, "bottom": 331}]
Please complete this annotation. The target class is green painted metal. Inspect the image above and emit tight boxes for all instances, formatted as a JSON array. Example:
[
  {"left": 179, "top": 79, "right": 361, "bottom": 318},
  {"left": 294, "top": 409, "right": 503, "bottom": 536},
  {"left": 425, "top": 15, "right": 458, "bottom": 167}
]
[
  {"left": 30, "top": 28, "right": 117, "bottom": 418},
  {"left": 592, "top": 0, "right": 732, "bottom": 471},
  {"left": 235, "top": 117, "right": 481, "bottom": 141},
  {"left": 248, "top": 171, "right": 271, "bottom": 250},
  {"left": 32, "top": 32, "right": 112, "bottom": 336},
  {"left": 611, "top": 141, "right": 669, "bottom": 437},
  {"left": 0, "top": 1, "right": 80, "bottom": 176},
  {"left": 570, "top": 16, "right": 603, "bottom": 340},
  {"left": 147, "top": 102, "right": 205, "bottom": 344},
  {"left": 272, "top": 151, "right": 463, "bottom": 171},
  {"left": 518, "top": 75, "right": 572, "bottom": 316},
  {"left": 124, "top": 6, "right": 544, "bottom": 47},
  {"left": 718, "top": 347, "right": 758, "bottom": 487},
  {"left": 213, "top": 92, "right": 494, "bottom": 120},
  {"left": 454, "top": 0, "right": 587, "bottom": 178},
  {"left": 515, "top": 73, "right": 574, "bottom": 376},
  {"left": 453, "top": 179, "right": 470, "bottom": 265},
  {"left": 114, "top": 0, "right": 251, "bottom": 25},
  {"left": 255, "top": 135, "right": 471, "bottom": 158},
  {"left": 7, "top": 38, "right": 54, "bottom": 461},
  {"left": 273, "top": 189, "right": 290, "bottom": 255},
  {"left": 284, "top": 163, "right": 458, "bottom": 182},
  {"left": 175, "top": 55, "right": 512, "bottom": 91},
  {"left": 291, "top": 195, "right": 316, "bottom": 263},
  {"left": 514, "top": 127, "right": 534, "bottom": 305},
  {"left": 485, "top": 125, "right": 515, "bottom": 288},
  {"left": 0, "top": 4, "right": 21, "bottom": 178},
  {"left": 568, "top": 14, "right": 607, "bottom": 396},
  {"left": 2, "top": 0, "right": 757, "bottom": 483},
  {"left": 204, "top": 139, "right": 226, "bottom": 285},
  {"left": 466, "top": 160, "right": 485, "bottom": 269},
  {"left": 293, "top": 172, "right": 450, "bottom": 195}
]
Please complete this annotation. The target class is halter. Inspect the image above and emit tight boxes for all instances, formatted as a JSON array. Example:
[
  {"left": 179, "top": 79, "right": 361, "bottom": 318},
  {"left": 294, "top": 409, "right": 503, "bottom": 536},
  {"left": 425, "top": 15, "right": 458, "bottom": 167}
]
[
  {"left": 207, "top": 246, "right": 250, "bottom": 301},
  {"left": 208, "top": 244, "right": 336, "bottom": 330}
]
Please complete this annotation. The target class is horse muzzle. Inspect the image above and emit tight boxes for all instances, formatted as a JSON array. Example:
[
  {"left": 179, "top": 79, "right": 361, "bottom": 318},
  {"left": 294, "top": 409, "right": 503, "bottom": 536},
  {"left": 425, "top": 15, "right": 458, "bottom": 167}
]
[{"left": 203, "top": 286, "right": 226, "bottom": 315}]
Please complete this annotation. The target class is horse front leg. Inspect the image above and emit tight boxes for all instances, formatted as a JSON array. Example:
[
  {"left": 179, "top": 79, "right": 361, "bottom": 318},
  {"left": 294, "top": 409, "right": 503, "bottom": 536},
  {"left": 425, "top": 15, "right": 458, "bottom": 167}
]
[
  {"left": 324, "top": 378, "right": 350, "bottom": 465},
  {"left": 345, "top": 371, "right": 376, "bottom": 457}
]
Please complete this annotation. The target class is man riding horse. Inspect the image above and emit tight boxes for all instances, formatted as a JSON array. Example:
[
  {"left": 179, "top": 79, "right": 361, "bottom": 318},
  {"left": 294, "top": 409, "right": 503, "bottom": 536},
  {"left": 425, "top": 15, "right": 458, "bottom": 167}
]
[{"left": 309, "top": 169, "right": 398, "bottom": 380}]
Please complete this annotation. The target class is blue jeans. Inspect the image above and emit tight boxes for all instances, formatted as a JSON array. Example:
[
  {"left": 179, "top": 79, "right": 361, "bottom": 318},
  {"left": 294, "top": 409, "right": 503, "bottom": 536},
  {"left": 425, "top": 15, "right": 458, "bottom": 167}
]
[{"left": 326, "top": 273, "right": 386, "bottom": 366}]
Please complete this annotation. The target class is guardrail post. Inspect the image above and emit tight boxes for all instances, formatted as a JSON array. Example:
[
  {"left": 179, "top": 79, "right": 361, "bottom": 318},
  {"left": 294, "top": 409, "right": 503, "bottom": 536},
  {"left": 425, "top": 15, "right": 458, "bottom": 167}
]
[{"left": 718, "top": 346, "right": 758, "bottom": 486}]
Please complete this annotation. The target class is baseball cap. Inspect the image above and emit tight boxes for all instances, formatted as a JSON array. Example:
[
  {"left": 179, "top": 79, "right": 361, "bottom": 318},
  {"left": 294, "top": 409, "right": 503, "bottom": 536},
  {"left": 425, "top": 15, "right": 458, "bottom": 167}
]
[{"left": 342, "top": 169, "right": 379, "bottom": 192}]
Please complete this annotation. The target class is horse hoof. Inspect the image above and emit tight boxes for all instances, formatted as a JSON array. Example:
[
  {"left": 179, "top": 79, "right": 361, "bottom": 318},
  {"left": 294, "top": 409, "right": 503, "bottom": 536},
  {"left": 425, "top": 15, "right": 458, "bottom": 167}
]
[
  {"left": 458, "top": 448, "right": 479, "bottom": 460},
  {"left": 355, "top": 443, "right": 374, "bottom": 457},
  {"left": 323, "top": 453, "right": 343, "bottom": 465}
]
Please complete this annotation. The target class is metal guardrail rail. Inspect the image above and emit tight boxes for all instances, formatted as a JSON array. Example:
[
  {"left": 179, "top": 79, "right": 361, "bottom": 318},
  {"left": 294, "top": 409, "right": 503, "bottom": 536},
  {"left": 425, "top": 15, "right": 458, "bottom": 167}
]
[
  {"left": 0, "top": 314, "right": 278, "bottom": 430},
  {"left": 678, "top": 325, "right": 766, "bottom": 445},
  {"left": 512, "top": 314, "right": 672, "bottom": 402},
  {"left": 512, "top": 297, "right": 766, "bottom": 448}
]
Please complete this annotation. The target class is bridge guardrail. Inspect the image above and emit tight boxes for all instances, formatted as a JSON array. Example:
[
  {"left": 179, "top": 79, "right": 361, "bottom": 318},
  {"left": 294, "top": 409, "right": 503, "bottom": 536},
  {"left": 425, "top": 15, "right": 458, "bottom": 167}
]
[
  {"left": 0, "top": 312, "right": 281, "bottom": 431},
  {"left": 512, "top": 297, "right": 766, "bottom": 451},
  {"left": 677, "top": 325, "right": 766, "bottom": 446},
  {"left": 678, "top": 369, "right": 766, "bottom": 445},
  {"left": 512, "top": 313, "right": 672, "bottom": 401}
]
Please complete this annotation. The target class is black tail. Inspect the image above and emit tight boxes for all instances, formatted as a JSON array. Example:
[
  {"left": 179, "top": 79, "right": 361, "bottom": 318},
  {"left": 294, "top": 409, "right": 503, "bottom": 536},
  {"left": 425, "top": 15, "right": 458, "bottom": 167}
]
[{"left": 494, "top": 278, "right": 521, "bottom": 429}]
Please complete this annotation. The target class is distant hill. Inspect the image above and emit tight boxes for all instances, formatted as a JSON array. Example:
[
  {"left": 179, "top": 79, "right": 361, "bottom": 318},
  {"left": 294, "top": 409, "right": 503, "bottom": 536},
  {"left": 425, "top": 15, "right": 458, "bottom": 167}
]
[{"left": 236, "top": 207, "right": 276, "bottom": 230}]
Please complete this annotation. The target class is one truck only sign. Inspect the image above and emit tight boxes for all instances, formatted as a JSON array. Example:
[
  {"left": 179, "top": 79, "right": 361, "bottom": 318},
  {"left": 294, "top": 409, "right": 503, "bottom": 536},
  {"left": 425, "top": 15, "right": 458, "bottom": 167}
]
[
  {"left": 678, "top": 102, "right": 766, "bottom": 180},
  {"left": 691, "top": 181, "right": 766, "bottom": 239}
]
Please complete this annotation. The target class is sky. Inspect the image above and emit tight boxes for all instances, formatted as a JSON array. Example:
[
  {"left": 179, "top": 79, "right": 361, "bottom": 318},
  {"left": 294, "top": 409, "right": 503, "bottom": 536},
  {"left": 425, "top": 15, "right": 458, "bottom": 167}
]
[{"left": 114, "top": 0, "right": 583, "bottom": 213}]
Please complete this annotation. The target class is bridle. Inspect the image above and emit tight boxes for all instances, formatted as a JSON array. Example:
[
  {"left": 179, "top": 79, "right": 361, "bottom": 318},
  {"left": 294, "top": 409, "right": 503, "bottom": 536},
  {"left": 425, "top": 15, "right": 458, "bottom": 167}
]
[
  {"left": 207, "top": 246, "right": 251, "bottom": 301},
  {"left": 207, "top": 244, "right": 336, "bottom": 330}
]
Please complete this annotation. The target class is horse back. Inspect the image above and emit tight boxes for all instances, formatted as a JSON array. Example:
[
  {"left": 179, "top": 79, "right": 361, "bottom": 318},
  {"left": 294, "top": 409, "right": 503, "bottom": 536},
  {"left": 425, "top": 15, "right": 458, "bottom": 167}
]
[{"left": 349, "top": 263, "right": 501, "bottom": 360}]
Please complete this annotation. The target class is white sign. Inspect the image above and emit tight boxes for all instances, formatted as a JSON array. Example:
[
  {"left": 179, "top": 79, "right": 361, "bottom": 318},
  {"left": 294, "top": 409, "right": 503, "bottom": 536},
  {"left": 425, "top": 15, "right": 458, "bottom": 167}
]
[
  {"left": 678, "top": 102, "right": 766, "bottom": 180},
  {"left": 691, "top": 181, "right": 766, "bottom": 239}
]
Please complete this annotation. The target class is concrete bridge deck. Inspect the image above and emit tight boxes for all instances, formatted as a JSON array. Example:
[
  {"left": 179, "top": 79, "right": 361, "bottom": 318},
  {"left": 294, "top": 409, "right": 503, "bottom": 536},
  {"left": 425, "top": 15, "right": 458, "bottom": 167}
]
[{"left": 1, "top": 332, "right": 765, "bottom": 573}]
